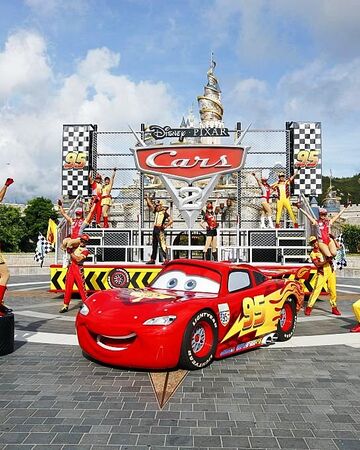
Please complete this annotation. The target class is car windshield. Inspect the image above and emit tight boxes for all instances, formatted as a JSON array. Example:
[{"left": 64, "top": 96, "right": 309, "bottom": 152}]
[{"left": 152, "top": 268, "right": 221, "bottom": 294}]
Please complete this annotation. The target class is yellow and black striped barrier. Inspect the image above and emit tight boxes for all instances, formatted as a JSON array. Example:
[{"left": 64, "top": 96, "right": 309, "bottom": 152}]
[
  {"left": 50, "top": 263, "right": 325, "bottom": 295},
  {"left": 50, "top": 265, "right": 161, "bottom": 292}
]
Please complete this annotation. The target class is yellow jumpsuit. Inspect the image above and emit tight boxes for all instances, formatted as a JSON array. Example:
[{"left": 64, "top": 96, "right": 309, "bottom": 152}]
[
  {"left": 307, "top": 250, "right": 337, "bottom": 308},
  {"left": 352, "top": 299, "right": 360, "bottom": 322},
  {"left": 272, "top": 179, "right": 297, "bottom": 226}
]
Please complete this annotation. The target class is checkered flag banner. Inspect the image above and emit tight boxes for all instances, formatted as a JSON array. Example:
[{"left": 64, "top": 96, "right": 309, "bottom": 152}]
[{"left": 34, "top": 233, "right": 54, "bottom": 267}]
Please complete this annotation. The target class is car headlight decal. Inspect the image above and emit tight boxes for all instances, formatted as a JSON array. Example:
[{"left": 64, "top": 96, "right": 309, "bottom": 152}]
[
  {"left": 143, "top": 315, "right": 176, "bottom": 326},
  {"left": 79, "top": 304, "right": 90, "bottom": 316}
]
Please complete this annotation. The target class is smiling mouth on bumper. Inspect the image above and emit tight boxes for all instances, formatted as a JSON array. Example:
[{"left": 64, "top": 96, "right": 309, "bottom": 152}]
[{"left": 94, "top": 332, "right": 137, "bottom": 351}]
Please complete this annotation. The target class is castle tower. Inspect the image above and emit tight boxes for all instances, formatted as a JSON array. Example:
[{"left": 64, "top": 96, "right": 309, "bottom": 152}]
[{"left": 197, "top": 55, "right": 224, "bottom": 143}]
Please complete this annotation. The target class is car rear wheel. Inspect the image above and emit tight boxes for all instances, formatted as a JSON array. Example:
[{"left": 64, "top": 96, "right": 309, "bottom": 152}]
[
  {"left": 179, "top": 310, "right": 218, "bottom": 370},
  {"left": 277, "top": 297, "right": 297, "bottom": 341}
]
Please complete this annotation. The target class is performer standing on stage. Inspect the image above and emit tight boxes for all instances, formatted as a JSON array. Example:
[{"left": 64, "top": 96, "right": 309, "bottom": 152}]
[
  {"left": 145, "top": 195, "right": 173, "bottom": 264},
  {"left": 304, "top": 236, "right": 341, "bottom": 316},
  {"left": 59, "top": 234, "right": 90, "bottom": 313},
  {"left": 252, "top": 172, "right": 274, "bottom": 228},
  {"left": 300, "top": 206, "right": 349, "bottom": 258},
  {"left": 201, "top": 201, "right": 219, "bottom": 261},
  {"left": 0, "top": 178, "right": 14, "bottom": 314},
  {"left": 101, "top": 168, "right": 116, "bottom": 228},
  {"left": 89, "top": 171, "right": 103, "bottom": 226},
  {"left": 271, "top": 170, "right": 300, "bottom": 228}
]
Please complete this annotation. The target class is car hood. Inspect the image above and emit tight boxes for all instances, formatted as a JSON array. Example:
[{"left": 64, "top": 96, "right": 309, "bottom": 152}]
[{"left": 82, "top": 288, "right": 218, "bottom": 332}]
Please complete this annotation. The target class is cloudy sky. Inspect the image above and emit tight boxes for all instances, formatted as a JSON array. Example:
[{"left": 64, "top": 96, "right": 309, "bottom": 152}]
[{"left": 1, "top": 0, "right": 360, "bottom": 202}]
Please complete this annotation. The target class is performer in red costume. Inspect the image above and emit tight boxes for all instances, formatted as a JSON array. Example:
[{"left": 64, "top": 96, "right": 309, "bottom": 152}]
[
  {"left": 252, "top": 172, "right": 274, "bottom": 228},
  {"left": 59, "top": 234, "right": 90, "bottom": 313},
  {"left": 300, "top": 206, "right": 349, "bottom": 258},
  {"left": 58, "top": 199, "right": 98, "bottom": 239},
  {"left": 201, "top": 201, "right": 219, "bottom": 261},
  {"left": 0, "top": 178, "right": 14, "bottom": 314},
  {"left": 101, "top": 168, "right": 116, "bottom": 228},
  {"left": 89, "top": 171, "right": 103, "bottom": 225}
]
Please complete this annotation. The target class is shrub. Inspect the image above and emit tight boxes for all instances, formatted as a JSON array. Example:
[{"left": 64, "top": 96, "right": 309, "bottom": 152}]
[{"left": 342, "top": 224, "right": 360, "bottom": 253}]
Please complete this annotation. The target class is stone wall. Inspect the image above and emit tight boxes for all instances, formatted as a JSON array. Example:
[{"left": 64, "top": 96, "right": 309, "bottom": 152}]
[{"left": 3, "top": 253, "right": 53, "bottom": 275}]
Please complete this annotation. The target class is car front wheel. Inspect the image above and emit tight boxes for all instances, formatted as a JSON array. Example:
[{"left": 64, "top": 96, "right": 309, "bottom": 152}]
[
  {"left": 179, "top": 310, "right": 218, "bottom": 370},
  {"left": 276, "top": 297, "right": 297, "bottom": 341}
]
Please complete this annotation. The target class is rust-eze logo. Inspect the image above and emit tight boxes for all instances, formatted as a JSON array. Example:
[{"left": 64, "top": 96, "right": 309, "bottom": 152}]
[{"left": 133, "top": 145, "right": 246, "bottom": 181}]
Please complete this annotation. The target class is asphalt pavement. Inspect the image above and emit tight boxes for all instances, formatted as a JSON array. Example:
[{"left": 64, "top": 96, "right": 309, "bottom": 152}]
[{"left": 0, "top": 276, "right": 359, "bottom": 449}]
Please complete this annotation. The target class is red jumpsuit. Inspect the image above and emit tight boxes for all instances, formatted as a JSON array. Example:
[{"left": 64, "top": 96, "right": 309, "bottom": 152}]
[
  {"left": 63, "top": 246, "right": 89, "bottom": 306},
  {"left": 316, "top": 219, "right": 331, "bottom": 245},
  {"left": 70, "top": 218, "right": 85, "bottom": 239},
  {"left": 91, "top": 181, "right": 103, "bottom": 224}
]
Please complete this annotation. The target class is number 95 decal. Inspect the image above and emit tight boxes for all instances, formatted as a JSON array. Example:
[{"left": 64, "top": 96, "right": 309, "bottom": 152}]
[
  {"left": 63, "top": 152, "right": 87, "bottom": 170},
  {"left": 295, "top": 150, "right": 319, "bottom": 168}
]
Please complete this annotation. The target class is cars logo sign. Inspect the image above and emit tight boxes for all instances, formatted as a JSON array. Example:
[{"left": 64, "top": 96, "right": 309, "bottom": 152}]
[
  {"left": 131, "top": 142, "right": 248, "bottom": 228},
  {"left": 133, "top": 145, "right": 246, "bottom": 181}
]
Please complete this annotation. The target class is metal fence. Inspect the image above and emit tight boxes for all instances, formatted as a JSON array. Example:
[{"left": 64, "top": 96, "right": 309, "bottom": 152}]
[{"left": 92, "top": 128, "right": 291, "bottom": 229}]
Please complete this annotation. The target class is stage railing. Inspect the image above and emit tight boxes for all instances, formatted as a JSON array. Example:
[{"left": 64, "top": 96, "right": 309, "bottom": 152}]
[{"left": 63, "top": 226, "right": 310, "bottom": 265}]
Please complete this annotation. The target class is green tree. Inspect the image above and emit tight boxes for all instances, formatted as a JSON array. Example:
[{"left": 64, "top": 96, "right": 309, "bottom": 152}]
[
  {"left": 342, "top": 224, "right": 360, "bottom": 254},
  {"left": 320, "top": 173, "right": 360, "bottom": 205},
  {"left": 21, "top": 197, "right": 58, "bottom": 251},
  {"left": 0, "top": 205, "right": 25, "bottom": 252}
]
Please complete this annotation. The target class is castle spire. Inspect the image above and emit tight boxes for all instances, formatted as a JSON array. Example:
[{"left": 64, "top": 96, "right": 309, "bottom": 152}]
[{"left": 197, "top": 55, "right": 224, "bottom": 126}]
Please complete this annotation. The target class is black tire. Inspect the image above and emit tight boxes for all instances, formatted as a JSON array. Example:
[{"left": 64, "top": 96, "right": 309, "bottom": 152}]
[
  {"left": 276, "top": 297, "right": 297, "bottom": 341},
  {"left": 107, "top": 268, "right": 130, "bottom": 289},
  {"left": 0, "top": 313, "right": 15, "bottom": 356},
  {"left": 179, "top": 310, "right": 218, "bottom": 370}
]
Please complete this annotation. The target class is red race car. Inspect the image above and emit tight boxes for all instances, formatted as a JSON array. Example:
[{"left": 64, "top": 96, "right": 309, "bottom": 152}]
[{"left": 76, "top": 259, "right": 304, "bottom": 370}]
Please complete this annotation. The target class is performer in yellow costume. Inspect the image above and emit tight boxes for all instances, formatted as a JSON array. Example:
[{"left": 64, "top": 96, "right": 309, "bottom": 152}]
[
  {"left": 101, "top": 168, "right": 116, "bottom": 228},
  {"left": 0, "top": 178, "right": 14, "bottom": 314},
  {"left": 304, "top": 236, "right": 341, "bottom": 316},
  {"left": 350, "top": 299, "right": 360, "bottom": 333},
  {"left": 145, "top": 195, "right": 173, "bottom": 264},
  {"left": 271, "top": 170, "right": 300, "bottom": 228}
]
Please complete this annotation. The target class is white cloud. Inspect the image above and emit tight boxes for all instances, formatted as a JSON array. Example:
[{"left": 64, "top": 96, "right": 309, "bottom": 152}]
[
  {"left": 0, "top": 30, "right": 52, "bottom": 99},
  {"left": 0, "top": 30, "right": 179, "bottom": 203},
  {"left": 279, "top": 58, "right": 360, "bottom": 122}
]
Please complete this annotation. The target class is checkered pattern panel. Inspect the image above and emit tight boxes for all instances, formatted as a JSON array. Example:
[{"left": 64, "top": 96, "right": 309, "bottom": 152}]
[
  {"left": 290, "top": 122, "right": 322, "bottom": 196},
  {"left": 62, "top": 124, "right": 94, "bottom": 198}
]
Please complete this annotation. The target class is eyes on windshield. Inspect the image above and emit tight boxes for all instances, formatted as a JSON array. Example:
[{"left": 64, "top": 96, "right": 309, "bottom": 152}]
[{"left": 152, "top": 270, "right": 220, "bottom": 294}]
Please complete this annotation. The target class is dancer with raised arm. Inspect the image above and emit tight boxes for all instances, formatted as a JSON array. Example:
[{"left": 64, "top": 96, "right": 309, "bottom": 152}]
[
  {"left": 252, "top": 172, "right": 274, "bottom": 228},
  {"left": 89, "top": 171, "right": 103, "bottom": 226},
  {"left": 300, "top": 205, "right": 349, "bottom": 258},
  {"left": 271, "top": 170, "right": 300, "bottom": 228},
  {"left": 101, "top": 168, "right": 116, "bottom": 228}
]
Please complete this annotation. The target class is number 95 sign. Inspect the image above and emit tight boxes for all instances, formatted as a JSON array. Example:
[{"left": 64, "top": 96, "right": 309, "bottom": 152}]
[
  {"left": 63, "top": 151, "right": 87, "bottom": 170},
  {"left": 294, "top": 150, "right": 319, "bottom": 168}
]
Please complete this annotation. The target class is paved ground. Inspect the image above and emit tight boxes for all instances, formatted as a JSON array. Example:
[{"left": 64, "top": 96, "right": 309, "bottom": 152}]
[{"left": 0, "top": 278, "right": 360, "bottom": 450}]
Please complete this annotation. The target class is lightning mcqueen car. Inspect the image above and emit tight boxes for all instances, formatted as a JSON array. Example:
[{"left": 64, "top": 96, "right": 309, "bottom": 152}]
[{"left": 76, "top": 260, "right": 304, "bottom": 370}]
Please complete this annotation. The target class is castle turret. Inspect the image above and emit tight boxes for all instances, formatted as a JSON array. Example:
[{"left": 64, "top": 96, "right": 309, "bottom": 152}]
[{"left": 197, "top": 57, "right": 224, "bottom": 143}]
